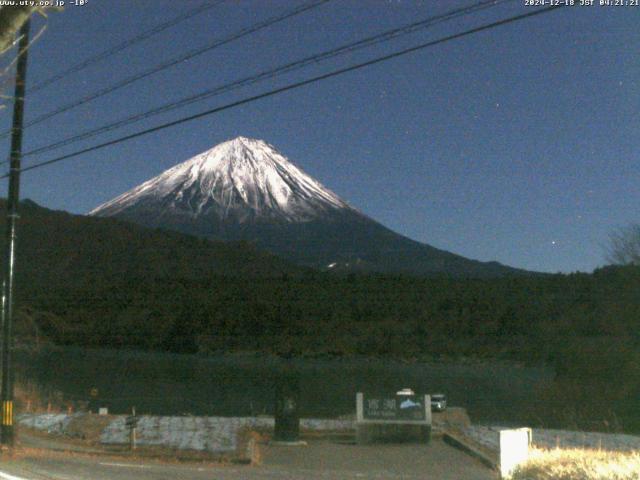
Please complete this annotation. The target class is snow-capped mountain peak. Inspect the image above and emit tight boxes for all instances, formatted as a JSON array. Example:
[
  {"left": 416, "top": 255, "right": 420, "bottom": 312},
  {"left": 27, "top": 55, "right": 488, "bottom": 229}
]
[
  {"left": 90, "top": 136, "right": 524, "bottom": 277},
  {"left": 90, "top": 136, "right": 354, "bottom": 223}
]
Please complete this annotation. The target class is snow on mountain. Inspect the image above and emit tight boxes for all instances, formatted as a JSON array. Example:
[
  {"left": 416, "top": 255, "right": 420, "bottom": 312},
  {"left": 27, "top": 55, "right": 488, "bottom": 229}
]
[
  {"left": 90, "top": 136, "right": 526, "bottom": 277},
  {"left": 90, "top": 136, "right": 354, "bottom": 223}
]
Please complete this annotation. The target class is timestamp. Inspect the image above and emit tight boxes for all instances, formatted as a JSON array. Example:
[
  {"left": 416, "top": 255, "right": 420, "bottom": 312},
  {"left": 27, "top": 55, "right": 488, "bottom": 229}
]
[
  {"left": 599, "top": 0, "right": 638, "bottom": 5},
  {"left": 524, "top": 1, "right": 575, "bottom": 5},
  {"left": 525, "top": 0, "right": 638, "bottom": 5}
]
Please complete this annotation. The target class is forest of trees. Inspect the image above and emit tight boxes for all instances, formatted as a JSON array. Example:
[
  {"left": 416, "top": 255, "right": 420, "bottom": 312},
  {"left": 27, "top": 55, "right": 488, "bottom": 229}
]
[
  {"left": 17, "top": 265, "right": 637, "bottom": 362},
  {"left": 5, "top": 200, "right": 640, "bottom": 431},
  {"left": 14, "top": 264, "right": 640, "bottom": 430}
]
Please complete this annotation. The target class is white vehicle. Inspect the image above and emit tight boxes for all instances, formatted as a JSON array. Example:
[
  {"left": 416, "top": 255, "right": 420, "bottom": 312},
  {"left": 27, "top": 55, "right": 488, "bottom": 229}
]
[{"left": 431, "top": 394, "right": 447, "bottom": 412}]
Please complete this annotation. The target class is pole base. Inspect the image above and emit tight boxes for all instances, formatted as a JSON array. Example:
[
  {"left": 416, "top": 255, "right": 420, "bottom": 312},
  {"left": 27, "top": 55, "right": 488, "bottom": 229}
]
[
  {"left": 1, "top": 424, "right": 14, "bottom": 446},
  {"left": 270, "top": 440, "right": 307, "bottom": 446}
]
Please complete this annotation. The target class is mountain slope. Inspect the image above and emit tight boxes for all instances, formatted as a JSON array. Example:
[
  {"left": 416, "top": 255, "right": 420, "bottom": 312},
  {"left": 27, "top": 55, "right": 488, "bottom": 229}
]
[
  {"left": 91, "top": 137, "right": 526, "bottom": 277},
  {"left": 1, "top": 199, "right": 298, "bottom": 293}
]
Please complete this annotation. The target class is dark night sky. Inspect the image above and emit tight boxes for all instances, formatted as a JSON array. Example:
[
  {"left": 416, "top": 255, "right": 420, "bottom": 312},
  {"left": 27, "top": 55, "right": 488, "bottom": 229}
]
[{"left": 0, "top": 0, "right": 637, "bottom": 273}]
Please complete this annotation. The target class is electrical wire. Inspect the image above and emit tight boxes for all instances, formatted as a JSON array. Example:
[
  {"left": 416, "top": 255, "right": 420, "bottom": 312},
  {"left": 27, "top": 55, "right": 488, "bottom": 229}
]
[
  {"left": 0, "top": 0, "right": 332, "bottom": 139},
  {"left": 1, "top": 5, "right": 562, "bottom": 180},
  {"left": 29, "top": 1, "right": 226, "bottom": 94},
  {"left": 20, "top": 0, "right": 515, "bottom": 160}
]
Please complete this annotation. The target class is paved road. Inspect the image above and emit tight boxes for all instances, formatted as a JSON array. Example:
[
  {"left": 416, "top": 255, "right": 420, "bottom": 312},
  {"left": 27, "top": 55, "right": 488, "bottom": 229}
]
[
  {"left": 0, "top": 439, "right": 496, "bottom": 479},
  {"left": 261, "top": 439, "right": 497, "bottom": 479}
]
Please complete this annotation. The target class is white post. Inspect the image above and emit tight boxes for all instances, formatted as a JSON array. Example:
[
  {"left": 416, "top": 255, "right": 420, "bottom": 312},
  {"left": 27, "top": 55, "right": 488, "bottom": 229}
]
[
  {"left": 424, "top": 395, "right": 431, "bottom": 426},
  {"left": 356, "top": 392, "right": 364, "bottom": 422},
  {"left": 499, "top": 428, "right": 531, "bottom": 479}
]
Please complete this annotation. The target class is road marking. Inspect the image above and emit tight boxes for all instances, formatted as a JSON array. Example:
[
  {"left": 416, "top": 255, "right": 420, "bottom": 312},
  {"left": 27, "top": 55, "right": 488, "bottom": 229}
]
[
  {"left": 0, "top": 471, "right": 31, "bottom": 480},
  {"left": 98, "top": 462, "right": 150, "bottom": 469}
]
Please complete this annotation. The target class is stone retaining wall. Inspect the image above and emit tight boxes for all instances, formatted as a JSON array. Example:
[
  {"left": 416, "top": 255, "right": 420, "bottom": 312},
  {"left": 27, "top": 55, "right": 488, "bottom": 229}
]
[{"left": 17, "top": 413, "right": 354, "bottom": 453}]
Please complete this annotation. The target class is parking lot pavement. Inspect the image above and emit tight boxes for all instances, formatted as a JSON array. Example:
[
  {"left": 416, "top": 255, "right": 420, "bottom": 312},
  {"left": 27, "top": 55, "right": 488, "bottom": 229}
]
[
  {"left": 260, "top": 437, "right": 497, "bottom": 479},
  {"left": 0, "top": 437, "right": 496, "bottom": 480}
]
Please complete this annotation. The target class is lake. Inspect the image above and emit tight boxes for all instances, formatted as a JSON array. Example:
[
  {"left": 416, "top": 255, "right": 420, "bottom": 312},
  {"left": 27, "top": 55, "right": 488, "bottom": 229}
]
[{"left": 15, "top": 347, "right": 553, "bottom": 424}]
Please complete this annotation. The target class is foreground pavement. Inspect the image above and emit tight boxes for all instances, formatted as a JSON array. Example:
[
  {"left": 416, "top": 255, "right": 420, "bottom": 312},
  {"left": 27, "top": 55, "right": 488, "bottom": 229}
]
[{"left": 0, "top": 438, "right": 496, "bottom": 480}]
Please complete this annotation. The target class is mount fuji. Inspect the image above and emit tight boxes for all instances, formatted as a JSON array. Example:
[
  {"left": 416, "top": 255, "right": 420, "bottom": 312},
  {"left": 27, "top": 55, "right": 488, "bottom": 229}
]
[{"left": 90, "top": 137, "right": 522, "bottom": 276}]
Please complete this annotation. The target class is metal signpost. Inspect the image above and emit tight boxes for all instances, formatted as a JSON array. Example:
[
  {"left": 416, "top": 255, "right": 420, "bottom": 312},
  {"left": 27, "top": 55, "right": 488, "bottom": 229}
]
[{"left": 126, "top": 407, "right": 139, "bottom": 450}]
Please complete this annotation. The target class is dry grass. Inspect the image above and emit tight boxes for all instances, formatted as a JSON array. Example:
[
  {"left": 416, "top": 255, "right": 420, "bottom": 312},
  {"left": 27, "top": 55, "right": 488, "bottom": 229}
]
[
  {"left": 236, "top": 428, "right": 265, "bottom": 465},
  {"left": 512, "top": 447, "right": 640, "bottom": 480},
  {"left": 64, "top": 414, "right": 115, "bottom": 443}
]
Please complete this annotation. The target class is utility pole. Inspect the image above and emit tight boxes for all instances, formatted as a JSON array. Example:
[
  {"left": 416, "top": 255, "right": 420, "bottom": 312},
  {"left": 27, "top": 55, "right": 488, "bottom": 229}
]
[{"left": 1, "top": 18, "right": 30, "bottom": 447}]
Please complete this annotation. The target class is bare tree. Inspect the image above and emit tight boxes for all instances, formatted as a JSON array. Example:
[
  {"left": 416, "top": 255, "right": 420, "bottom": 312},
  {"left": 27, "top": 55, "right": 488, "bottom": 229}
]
[
  {"left": 0, "top": 6, "right": 58, "bottom": 111},
  {"left": 0, "top": 6, "right": 40, "bottom": 56},
  {"left": 607, "top": 224, "right": 640, "bottom": 266}
]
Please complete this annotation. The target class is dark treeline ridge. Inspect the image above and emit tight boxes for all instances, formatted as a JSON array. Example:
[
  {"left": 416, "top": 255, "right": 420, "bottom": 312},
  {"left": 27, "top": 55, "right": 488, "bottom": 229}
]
[
  {"left": 4, "top": 200, "right": 640, "bottom": 431},
  {"left": 18, "top": 266, "right": 639, "bottom": 363}
]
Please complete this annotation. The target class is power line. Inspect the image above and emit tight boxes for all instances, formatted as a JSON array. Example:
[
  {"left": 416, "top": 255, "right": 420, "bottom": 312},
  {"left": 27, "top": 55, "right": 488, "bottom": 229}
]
[
  {"left": 0, "top": 0, "right": 331, "bottom": 139},
  {"left": 20, "top": 0, "right": 514, "bottom": 160},
  {"left": 2, "top": 6, "right": 561, "bottom": 180},
  {"left": 29, "top": 1, "right": 226, "bottom": 94}
]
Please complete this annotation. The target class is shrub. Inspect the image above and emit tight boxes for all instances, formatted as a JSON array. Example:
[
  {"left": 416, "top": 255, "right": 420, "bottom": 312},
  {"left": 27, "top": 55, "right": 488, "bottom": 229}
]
[{"left": 512, "top": 448, "right": 640, "bottom": 480}]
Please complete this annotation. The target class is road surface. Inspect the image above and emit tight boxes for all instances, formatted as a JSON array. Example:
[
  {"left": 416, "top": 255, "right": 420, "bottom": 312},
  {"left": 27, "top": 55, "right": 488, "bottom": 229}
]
[{"left": 0, "top": 438, "right": 496, "bottom": 479}]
